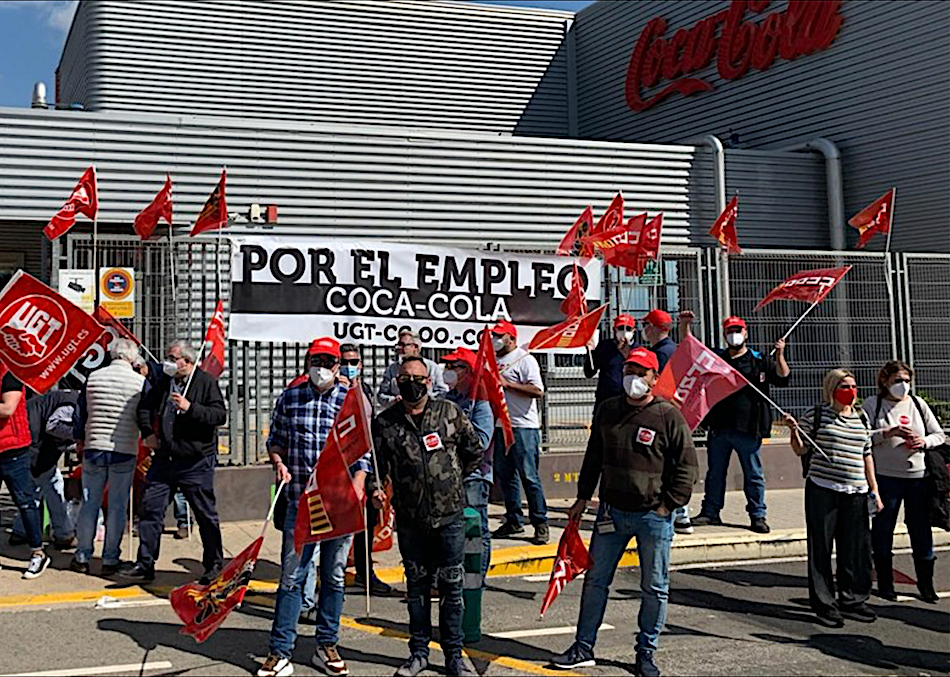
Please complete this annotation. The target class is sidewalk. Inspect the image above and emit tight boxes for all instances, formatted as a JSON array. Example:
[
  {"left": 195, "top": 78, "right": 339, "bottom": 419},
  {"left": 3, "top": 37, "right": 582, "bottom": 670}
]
[{"left": 0, "top": 488, "right": 946, "bottom": 606}]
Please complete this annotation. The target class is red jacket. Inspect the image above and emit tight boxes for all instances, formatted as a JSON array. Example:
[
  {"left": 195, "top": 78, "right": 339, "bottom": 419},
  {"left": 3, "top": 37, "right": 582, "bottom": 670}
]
[{"left": 0, "top": 364, "right": 32, "bottom": 454}]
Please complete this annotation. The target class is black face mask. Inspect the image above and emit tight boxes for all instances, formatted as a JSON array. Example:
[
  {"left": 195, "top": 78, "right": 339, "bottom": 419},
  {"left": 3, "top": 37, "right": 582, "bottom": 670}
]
[{"left": 398, "top": 379, "right": 428, "bottom": 404}]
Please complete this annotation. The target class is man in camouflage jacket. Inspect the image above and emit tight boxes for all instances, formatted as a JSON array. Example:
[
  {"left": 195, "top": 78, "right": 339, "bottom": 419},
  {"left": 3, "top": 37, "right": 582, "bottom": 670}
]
[{"left": 372, "top": 356, "right": 480, "bottom": 677}]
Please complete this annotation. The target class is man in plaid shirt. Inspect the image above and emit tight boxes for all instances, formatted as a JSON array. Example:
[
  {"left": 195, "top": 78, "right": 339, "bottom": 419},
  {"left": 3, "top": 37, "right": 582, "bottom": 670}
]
[{"left": 258, "top": 337, "right": 371, "bottom": 677}]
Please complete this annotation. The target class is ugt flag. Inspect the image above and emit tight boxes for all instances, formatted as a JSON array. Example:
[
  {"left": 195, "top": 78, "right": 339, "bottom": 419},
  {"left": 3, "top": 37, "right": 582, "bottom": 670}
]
[
  {"left": 470, "top": 327, "right": 514, "bottom": 452},
  {"left": 170, "top": 535, "right": 263, "bottom": 643},
  {"left": 652, "top": 334, "right": 749, "bottom": 430},
  {"left": 0, "top": 271, "right": 104, "bottom": 393},
  {"left": 44, "top": 166, "right": 98, "bottom": 240},
  {"left": 133, "top": 174, "right": 173, "bottom": 240},
  {"left": 540, "top": 520, "right": 592, "bottom": 618},
  {"left": 849, "top": 188, "right": 895, "bottom": 249},
  {"left": 753, "top": 265, "right": 852, "bottom": 312},
  {"left": 190, "top": 169, "right": 228, "bottom": 236},
  {"left": 199, "top": 300, "right": 227, "bottom": 379}
]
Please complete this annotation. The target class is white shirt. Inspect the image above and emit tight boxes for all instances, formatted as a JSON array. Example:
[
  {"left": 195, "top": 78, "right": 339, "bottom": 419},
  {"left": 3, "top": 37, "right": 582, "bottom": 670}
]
[{"left": 496, "top": 348, "right": 544, "bottom": 429}]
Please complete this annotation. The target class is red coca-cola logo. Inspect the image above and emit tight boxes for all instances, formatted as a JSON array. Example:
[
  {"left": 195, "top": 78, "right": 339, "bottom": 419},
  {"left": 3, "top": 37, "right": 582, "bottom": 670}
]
[
  {"left": 0, "top": 295, "right": 68, "bottom": 367},
  {"left": 625, "top": 0, "right": 844, "bottom": 112}
]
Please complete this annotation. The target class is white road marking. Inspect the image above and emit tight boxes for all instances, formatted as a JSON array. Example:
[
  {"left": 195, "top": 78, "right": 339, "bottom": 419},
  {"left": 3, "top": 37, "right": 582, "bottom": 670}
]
[
  {"left": 1, "top": 662, "right": 173, "bottom": 677},
  {"left": 94, "top": 595, "right": 169, "bottom": 610},
  {"left": 489, "top": 624, "right": 613, "bottom": 639},
  {"left": 893, "top": 591, "right": 950, "bottom": 602},
  {"left": 523, "top": 573, "right": 584, "bottom": 583},
  {"left": 669, "top": 545, "right": 950, "bottom": 572}
]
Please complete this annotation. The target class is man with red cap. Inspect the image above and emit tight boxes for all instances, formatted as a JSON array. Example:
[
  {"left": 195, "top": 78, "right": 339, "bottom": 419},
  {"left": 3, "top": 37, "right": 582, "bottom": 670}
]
[
  {"left": 258, "top": 337, "right": 372, "bottom": 677},
  {"left": 489, "top": 320, "right": 549, "bottom": 545},
  {"left": 682, "top": 313, "right": 790, "bottom": 534},
  {"left": 551, "top": 347, "right": 697, "bottom": 675},
  {"left": 583, "top": 314, "right": 637, "bottom": 408}
]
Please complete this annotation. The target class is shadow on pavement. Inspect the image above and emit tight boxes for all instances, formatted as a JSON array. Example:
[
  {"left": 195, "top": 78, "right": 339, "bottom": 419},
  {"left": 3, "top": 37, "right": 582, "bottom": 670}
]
[
  {"left": 678, "top": 566, "right": 807, "bottom": 589},
  {"left": 754, "top": 632, "right": 950, "bottom": 674},
  {"left": 875, "top": 603, "right": 950, "bottom": 634},
  {"left": 664, "top": 586, "right": 818, "bottom": 625}
]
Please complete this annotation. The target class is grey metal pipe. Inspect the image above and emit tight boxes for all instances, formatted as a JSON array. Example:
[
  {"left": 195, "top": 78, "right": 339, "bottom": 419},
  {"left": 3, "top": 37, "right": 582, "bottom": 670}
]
[
  {"left": 693, "top": 134, "right": 729, "bottom": 318},
  {"left": 779, "top": 137, "right": 845, "bottom": 250}
]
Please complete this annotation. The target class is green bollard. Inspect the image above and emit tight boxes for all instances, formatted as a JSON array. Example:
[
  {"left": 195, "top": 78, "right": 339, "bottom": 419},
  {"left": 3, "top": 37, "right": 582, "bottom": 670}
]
[{"left": 461, "top": 507, "right": 483, "bottom": 643}]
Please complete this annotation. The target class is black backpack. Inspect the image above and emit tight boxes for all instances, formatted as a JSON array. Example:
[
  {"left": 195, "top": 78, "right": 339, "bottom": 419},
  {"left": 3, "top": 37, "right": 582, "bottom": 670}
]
[{"left": 800, "top": 403, "right": 870, "bottom": 478}]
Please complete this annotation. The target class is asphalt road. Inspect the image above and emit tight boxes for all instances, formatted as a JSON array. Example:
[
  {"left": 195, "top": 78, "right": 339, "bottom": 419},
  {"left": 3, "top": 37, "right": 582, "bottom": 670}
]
[{"left": 0, "top": 552, "right": 946, "bottom": 677}]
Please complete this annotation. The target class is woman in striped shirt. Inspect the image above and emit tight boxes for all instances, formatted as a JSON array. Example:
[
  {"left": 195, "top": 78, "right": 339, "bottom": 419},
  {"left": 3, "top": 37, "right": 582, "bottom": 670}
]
[{"left": 782, "top": 369, "right": 882, "bottom": 628}]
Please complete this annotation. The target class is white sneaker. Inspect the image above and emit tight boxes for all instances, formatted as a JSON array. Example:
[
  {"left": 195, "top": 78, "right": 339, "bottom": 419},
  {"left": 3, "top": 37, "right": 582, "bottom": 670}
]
[
  {"left": 313, "top": 644, "right": 349, "bottom": 676},
  {"left": 256, "top": 655, "right": 293, "bottom": 677},
  {"left": 22, "top": 551, "right": 51, "bottom": 579}
]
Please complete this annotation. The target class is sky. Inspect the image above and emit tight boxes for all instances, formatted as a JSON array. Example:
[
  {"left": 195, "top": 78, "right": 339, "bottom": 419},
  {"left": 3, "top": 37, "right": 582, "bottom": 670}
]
[{"left": 0, "top": 0, "right": 593, "bottom": 109}]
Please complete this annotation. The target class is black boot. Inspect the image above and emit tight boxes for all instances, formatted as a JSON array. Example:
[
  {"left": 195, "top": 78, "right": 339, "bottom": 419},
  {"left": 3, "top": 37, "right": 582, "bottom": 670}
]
[
  {"left": 874, "top": 555, "right": 897, "bottom": 601},
  {"left": 915, "top": 557, "right": 939, "bottom": 604}
]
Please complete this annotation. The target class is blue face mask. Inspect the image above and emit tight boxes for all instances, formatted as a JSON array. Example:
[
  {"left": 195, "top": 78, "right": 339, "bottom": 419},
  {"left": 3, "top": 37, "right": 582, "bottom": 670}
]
[{"left": 341, "top": 365, "right": 360, "bottom": 380}]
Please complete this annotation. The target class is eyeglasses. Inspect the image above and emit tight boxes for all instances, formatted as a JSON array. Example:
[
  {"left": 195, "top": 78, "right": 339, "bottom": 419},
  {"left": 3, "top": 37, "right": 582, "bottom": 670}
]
[
  {"left": 396, "top": 374, "right": 428, "bottom": 384},
  {"left": 395, "top": 342, "right": 416, "bottom": 349},
  {"left": 340, "top": 358, "right": 360, "bottom": 366},
  {"left": 310, "top": 356, "right": 339, "bottom": 369}
]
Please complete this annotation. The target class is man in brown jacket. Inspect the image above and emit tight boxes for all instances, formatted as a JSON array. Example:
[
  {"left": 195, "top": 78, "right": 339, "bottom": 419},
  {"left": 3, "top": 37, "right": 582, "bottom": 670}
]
[{"left": 551, "top": 347, "right": 698, "bottom": 677}]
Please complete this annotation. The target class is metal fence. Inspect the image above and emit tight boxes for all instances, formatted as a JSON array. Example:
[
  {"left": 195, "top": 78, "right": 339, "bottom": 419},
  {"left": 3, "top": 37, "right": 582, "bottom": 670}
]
[{"left": 63, "top": 234, "right": 949, "bottom": 465}]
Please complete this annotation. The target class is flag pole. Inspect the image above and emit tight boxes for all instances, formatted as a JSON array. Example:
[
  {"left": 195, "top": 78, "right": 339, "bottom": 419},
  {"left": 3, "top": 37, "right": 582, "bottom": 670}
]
[
  {"left": 91, "top": 165, "right": 100, "bottom": 307},
  {"left": 129, "top": 482, "right": 135, "bottom": 558},
  {"left": 769, "top": 299, "right": 821, "bottom": 356},
  {"left": 883, "top": 187, "right": 897, "bottom": 359},
  {"left": 363, "top": 502, "right": 371, "bottom": 618},
  {"left": 743, "top": 381, "right": 830, "bottom": 462},
  {"left": 180, "top": 339, "right": 207, "bottom": 404},
  {"left": 262, "top": 480, "right": 287, "bottom": 539}
]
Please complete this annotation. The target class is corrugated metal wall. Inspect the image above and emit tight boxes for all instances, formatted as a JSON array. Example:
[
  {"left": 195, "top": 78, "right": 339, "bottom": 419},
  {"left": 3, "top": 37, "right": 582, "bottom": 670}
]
[
  {"left": 573, "top": 0, "right": 950, "bottom": 253},
  {"left": 0, "top": 108, "right": 706, "bottom": 248},
  {"left": 57, "top": 0, "right": 572, "bottom": 137}
]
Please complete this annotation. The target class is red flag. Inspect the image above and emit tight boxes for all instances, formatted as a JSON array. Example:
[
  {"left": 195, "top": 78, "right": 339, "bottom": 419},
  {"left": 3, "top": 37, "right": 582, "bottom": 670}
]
[
  {"left": 470, "top": 327, "right": 514, "bottom": 453},
  {"left": 753, "top": 265, "right": 852, "bottom": 312},
  {"left": 199, "top": 300, "right": 226, "bottom": 379},
  {"left": 372, "top": 483, "right": 395, "bottom": 552},
  {"left": 170, "top": 535, "right": 263, "bottom": 643},
  {"left": 559, "top": 264, "right": 587, "bottom": 319},
  {"left": 592, "top": 191, "right": 624, "bottom": 235},
  {"left": 43, "top": 166, "right": 98, "bottom": 240},
  {"left": 134, "top": 174, "right": 173, "bottom": 240},
  {"left": 709, "top": 194, "right": 741, "bottom": 254},
  {"left": 557, "top": 206, "right": 595, "bottom": 258},
  {"left": 93, "top": 305, "right": 142, "bottom": 347},
  {"left": 539, "top": 520, "right": 592, "bottom": 618},
  {"left": 293, "top": 387, "right": 372, "bottom": 552},
  {"left": 652, "top": 334, "right": 749, "bottom": 430},
  {"left": 628, "top": 212, "right": 663, "bottom": 276},
  {"left": 849, "top": 188, "right": 895, "bottom": 249},
  {"left": 528, "top": 303, "right": 608, "bottom": 351},
  {"left": 0, "top": 271, "right": 104, "bottom": 393},
  {"left": 190, "top": 169, "right": 228, "bottom": 236}
]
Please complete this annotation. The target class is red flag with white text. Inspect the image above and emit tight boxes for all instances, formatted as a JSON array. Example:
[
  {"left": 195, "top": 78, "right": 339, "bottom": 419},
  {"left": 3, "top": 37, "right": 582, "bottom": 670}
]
[
  {"left": 753, "top": 266, "right": 852, "bottom": 312},
  {"left": 199, "top": 300, "right": 226, "bottom": 379},
  {"left": 629, "top": 212, "right": 663, "bottom": 276},
  {"left": 709, "top": 194, "right": 741, "bottom": 254},
  {"left": 43, "top": 166, "right": 98, "bottom": 240},
  {"left": 170, "top": 535, "right": 263, "bottom": 643},
  {"left": 134, "top": 174, "right": 173, "bottom": 240},
  {"left": 190, "top": 169, "right": 228, "bottom": 236},
  {"left": 93, "top": 305, "right": 143, "bottom": 347},
  {"left": 652, "top": 335, "right": 749, "bottom": 430},
  {"left": 539, "top": 520, "right": 592, "bottom": 618},
  {"left": 592, "top": 191, "right": 624, "bottom": 235},
  {"left": 470, "top": 328, "right": 514, "bottom": 452},
  {"left": 559, "top": 263, "right": 587, "bottom": 319},
  {"left": 849, "top": 189, "right": 895, "bottom": 249},
  {"left": 528, "top": 303, "right": 608, "bottom": 351},
  {"left": 557, "top": 206, "right": 596, "bottom": 258},
  {"left": 0, "top": 271, "right": 104, "bottom": 393}
]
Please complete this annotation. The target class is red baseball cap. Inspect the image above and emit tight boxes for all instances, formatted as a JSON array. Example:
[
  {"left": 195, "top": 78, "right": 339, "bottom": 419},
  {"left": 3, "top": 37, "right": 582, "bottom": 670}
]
[
  {"left": 613, "top": 314, "right": 635, "bottom": 329},
  {"left": 625, "top": 347, "right": 659, "bottom": 371},
  {"left": 440, "top": 347, "right": 477, "bottom": 370},
  {"left": 642, "top": 309, "right": 673, "bottom": 329},
  {"left": 722, "top": 316, "right": 747, "bottom": 330},
  {"left": 307, "top": 337, "right": 341, "bottom": 358},
  {"left": 491, "top": 320, "right": 517, "bottom": 338}
]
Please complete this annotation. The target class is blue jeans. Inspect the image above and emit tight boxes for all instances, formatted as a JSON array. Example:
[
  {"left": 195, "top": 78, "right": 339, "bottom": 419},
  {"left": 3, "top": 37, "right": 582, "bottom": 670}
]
[
  {"left": 0, "top": 450, "right": 43, "bottom": 550},
  {"left": 13, "top": 466, "right": 74, "bottom": 541},
  {"left": 173, "top": 490, "right": 190, "bottom": 528},
  {"left": 75, "top": 453, "right": 135, "bottom": 566},
  {"left": 872, "top": 475, "right": 934, "bottom": 561},
  {"left": 576, "top": 504, "right": 674, "bottom": 653},
  {"left": 700, "top": 429, "right": 767, "bottom": 519},
  {"left": 494, "top": 428, "right": 547, "bottom": 527},
  {"left": 464, "top": 478, "right": 491, "bottom": 583},
  {"left": 269, "top": 500, "right": 352, "bottom": 657},
  {"left": 397, "top": 517, "right": 466, "bottom": 658},
  {"left": 301, "top": 558, "right": 318, "bottom": 613}
]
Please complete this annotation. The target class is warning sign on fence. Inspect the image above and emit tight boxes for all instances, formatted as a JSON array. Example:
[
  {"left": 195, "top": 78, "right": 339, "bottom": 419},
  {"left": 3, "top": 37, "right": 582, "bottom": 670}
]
[{"left": 99, "top": 267, "right": 135, "bottom": 318}]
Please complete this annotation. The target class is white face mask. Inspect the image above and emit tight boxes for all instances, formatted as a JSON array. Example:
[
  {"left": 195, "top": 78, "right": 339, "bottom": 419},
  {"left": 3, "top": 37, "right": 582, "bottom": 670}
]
[
  {"left": 889, "top": 381, "right": 910, "bottom": 399},
  {"left": 443, "top": 369, "right": 458, "bottom": 389},
  {"left": 615, "top": 330, "right": 635, "bottom": 344},
  {"left": 310, "top": 366, "right": 335, "bottom": 390},
  {"left": 726, "top": 332, "right": 745, "bottom": 348},
  {"left": 492, "top": 337, "right": 505, "bottom": 352},
  {"left": 623, "top": 374, "right": 651, "bottom": 400},
  {"left": 162, "top": 360, "right": 178, "bottom": 376}
]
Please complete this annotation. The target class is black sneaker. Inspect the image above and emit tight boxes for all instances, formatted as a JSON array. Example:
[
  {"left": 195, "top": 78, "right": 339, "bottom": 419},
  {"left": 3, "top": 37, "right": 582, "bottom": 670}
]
[
  {"left": 23, "top": 551, "right": 51, "bottom": 580},
  {"left": 199, "top": 568, "right": 221, "bottom": 586},
  {"left": 530, "top": 524, "right": 550, "bottom": 545},
  {"left": 750, "top": 517, "right": 770, "bottom": 534},
  {"left": 635, "top": 650, "right": 661, "bottom": 677},
  {"left": 550, "top": 643, "right": 595, "bottom": 669},
  {"left": 673, "top": 518, "right": 694, "bottom": 535},
  {"left": 69, "top": 558, "right": 90, "bottom": 574},
  {"left": 841, "top": 603, "right": 876, "bottom": 623},
  {"left": 815, "top": 606, "right": 844, "bottom": 628},
  {"left": 492, "top": 522, "right": 525, "bottom": 538},
  {"left": 118, "top": 562, "right": 155, "bottom": 582},
  {"left": 101, "top": 562, "right": 121, "bottom": 576},
  {"left": 445, "top": 654, "right": 476, "bottom": 677},
  {"left": 394, "top": 655, "right": 428, "bottom": 677},
  {"left": 690, "top": 514, "right": 722, "bottom": 527}
]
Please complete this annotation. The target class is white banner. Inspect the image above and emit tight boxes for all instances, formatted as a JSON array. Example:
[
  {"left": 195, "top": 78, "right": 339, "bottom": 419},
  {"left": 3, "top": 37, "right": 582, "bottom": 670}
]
[{"left": 229, "top": 237, "right": 603, "bottom": 349}]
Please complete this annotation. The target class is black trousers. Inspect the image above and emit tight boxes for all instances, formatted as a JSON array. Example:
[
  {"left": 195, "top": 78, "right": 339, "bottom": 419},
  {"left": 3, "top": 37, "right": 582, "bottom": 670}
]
[
  {"left": 136, "top": 453, "right": 223, "bottom": 574},
  {"left": 804, "top": 480, "right": 872, "bottom": 611},
  {"left": 353, "top": 501, "right": 379, "bottom": 581}
]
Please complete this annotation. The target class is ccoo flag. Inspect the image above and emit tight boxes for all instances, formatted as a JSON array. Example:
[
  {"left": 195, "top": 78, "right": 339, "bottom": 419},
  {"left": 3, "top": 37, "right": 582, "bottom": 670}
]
[
  {"left": 528, "top": 303, "right": 608, "bottom": 351},
  {"left": 470, "top": 327, "right": 514, "bottom": 452},
  {"left": 133, "top": 174, "right": 173, "bottom": 240},
  {"left": 709, "top": 194, "right": 741, "bottom": 254},
  {"left": 199, "top": 300, "right": 227, "bottom": 379},
  {"left": 652, "top": 334, "right": 749, "bottom": 430},
  {"left": 190, "top": 169, "right": 228, "bottom": 236},
  {"left": 557, "top": 206, "right": 596, "bottom": 258},
  {"left": 559, "top": 263, "right": 588, "bottom": 319},
  {"left": 753, "top": 265, "right": 852, "bottom": 312},
  {"left": 44, "top": 166, "right": 98, "bottom": 240},
  {"left": 539, "top": 520, "right": 592, "bottom": 618},
  {"left": 849, "top": 188, "right": 895, "bottom": 249}
]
